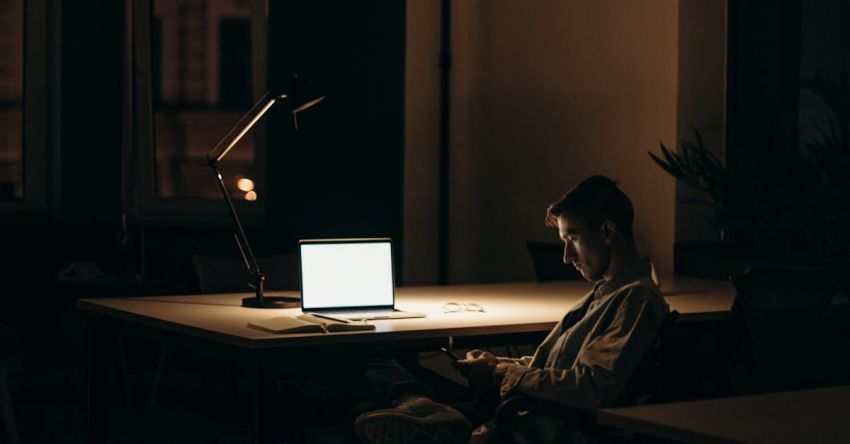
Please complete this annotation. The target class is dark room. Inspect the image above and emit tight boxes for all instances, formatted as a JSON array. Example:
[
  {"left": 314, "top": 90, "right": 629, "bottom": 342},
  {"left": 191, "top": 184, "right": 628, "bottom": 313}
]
[{"left": 1, "top": 0, "right": 848, "bottom": 443}]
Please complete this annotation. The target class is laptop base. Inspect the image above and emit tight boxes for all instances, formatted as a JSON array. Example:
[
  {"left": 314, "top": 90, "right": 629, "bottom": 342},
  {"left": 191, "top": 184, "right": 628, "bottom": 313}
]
[
  {"left": 308, "top": 310, "right": 427, "bottom": 321},
  {"left": 345, "top": 311, "right": 426, "bottom": 321}
]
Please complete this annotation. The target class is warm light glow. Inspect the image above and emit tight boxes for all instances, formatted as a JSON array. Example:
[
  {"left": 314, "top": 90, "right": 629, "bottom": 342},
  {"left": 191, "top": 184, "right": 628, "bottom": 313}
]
[
  {"left": 236, "top": 178, "right": 255, "bottom": 192},
  {"left": 245, "top": 191, "right": 257, "bottom": 201}
]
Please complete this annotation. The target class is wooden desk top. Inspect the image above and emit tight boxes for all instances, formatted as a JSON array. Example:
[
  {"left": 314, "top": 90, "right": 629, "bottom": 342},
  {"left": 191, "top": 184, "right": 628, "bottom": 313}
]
[
  {"left": 598, "top": 385, "right": 850, "bottom": 444},
  {"left": 77, "top": 277, "right": 733, "bottom": 350}
]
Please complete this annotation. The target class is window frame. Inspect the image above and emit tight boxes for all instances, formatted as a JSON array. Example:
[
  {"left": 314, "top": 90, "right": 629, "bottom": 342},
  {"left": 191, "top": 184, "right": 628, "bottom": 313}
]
[
  {"left": 125, "top": 0, "right": 268, "bottom": 222},
  {"left": 0, "top": 0, "right": 52, "bottom": 221}
]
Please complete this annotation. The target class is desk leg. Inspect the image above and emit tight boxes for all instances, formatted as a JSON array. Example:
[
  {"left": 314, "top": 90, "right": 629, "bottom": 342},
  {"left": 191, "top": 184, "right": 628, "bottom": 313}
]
[
  {"left": 86, "top": 315, "right": 109, "bottom": 444},
  {"left": 252, "top": 353, "right": 277, "bottom": 444}
]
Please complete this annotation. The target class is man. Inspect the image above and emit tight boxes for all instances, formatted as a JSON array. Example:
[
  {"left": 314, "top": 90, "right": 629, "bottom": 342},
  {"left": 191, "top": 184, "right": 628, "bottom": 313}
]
[{"left": 354, "top": 175, "right": 669, "bottom": 443}]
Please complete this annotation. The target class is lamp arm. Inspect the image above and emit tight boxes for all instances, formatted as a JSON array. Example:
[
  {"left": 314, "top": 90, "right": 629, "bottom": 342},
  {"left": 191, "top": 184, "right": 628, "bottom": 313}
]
[
  {"left": 210, "top": 165, "right": 266, "bottom": 301},
  {"left": 205, "top": 90, "right": 289, "bottom": 302},
  {"left": 211, "top": 165, "right": 266, "bottom": 300},
  {"left": 207, "top": 91, "right": 286, "bottom": 166},
  {"left": 203, "top": 79, "right": 322, "bottom": 308}
]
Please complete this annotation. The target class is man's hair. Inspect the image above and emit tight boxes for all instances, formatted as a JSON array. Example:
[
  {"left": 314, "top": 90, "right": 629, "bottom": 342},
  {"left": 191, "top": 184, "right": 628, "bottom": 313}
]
[{"left": 545, "top": 175, "right": 635, "bottom": 242}]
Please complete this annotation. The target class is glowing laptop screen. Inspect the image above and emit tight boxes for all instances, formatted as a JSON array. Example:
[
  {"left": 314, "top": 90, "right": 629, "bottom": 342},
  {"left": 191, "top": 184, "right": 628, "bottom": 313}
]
[{"left": 300, "top": 240, "right": 394, "bottom": 310}]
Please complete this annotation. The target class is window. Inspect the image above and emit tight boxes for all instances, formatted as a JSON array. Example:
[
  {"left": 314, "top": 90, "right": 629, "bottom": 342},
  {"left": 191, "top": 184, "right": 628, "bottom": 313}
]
[
  {"left": 0, "top": 0, "right": 25, "bottom": 202},
  {"left": 130, "top": 0, "right": 267, "bottom": 216},
  {"left": 0, "top": 0, "right": 49, "bottom": 216}
]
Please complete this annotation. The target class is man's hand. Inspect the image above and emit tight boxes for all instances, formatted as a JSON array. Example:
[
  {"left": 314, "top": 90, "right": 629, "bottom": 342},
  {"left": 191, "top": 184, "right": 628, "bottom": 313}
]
[{"left": 455, "top": 349, "right": 500, "bottom": 396}]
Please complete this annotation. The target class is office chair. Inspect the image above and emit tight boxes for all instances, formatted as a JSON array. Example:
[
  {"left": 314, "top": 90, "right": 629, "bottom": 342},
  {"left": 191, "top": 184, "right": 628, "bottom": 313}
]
[
  {"left": 192, "top": 253, "right": 300, "bottom": 293},
  {"left": 731, "top": 267, "right": 838, "bottom": 393},
  {"left": 526, "top": 242, "right": 583, "bottom": 282},
  {"left": 494, "top": 310, "right": 680, "bottom": 444}
]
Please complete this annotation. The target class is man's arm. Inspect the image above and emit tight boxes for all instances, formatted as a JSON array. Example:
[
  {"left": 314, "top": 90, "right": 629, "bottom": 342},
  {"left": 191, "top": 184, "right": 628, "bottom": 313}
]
[
  {"left": 493, "top": 288, "right": 667, "bottom": 411},
  {"left": 497, "top": 355, "right": 533, "bottom": 366}
]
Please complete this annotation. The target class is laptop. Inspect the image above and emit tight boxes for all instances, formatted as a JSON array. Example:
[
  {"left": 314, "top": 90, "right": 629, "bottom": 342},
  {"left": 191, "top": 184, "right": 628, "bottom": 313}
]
[{"left": 299, "top": 238, "right": 426, "bottom": 321}]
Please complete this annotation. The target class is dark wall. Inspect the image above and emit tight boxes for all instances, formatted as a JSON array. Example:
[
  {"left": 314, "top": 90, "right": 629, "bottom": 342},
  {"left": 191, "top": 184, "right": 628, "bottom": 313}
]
[
  {"left": 267, "top": 0, "right": 406, "bottom": 276},
  {"left": 723, "top": 0, "right": 803, "bottom": 252},
  {"left": 59, "top": 0, "right": 125, "bottom": 223},
  {"left": 726, "top": 0, "right": 801, "bottom": 174}
]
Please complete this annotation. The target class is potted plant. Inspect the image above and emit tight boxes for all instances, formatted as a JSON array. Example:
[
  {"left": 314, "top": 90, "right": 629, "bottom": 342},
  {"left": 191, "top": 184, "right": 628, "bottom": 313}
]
[
  {"left": 650, "top": 75, "right": 850, "bottom": 265},
  {"left": 647, "top": 129, "right": 739, "bottom": 243}
]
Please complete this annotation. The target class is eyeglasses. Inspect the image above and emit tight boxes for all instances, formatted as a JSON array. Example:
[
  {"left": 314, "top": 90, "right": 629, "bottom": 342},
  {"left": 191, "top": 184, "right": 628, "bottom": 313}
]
[{"left": 442, "top": 302, "right": 486, "bottom": 313}]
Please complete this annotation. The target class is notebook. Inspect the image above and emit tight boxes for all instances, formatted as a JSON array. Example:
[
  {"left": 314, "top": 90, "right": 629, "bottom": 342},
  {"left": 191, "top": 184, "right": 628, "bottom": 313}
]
[
  {"left": 299, "top": 238, "right": 426, "bottom": 321},
  {"left": 247, "top": 314, "right": 375, "bottom": 334}
]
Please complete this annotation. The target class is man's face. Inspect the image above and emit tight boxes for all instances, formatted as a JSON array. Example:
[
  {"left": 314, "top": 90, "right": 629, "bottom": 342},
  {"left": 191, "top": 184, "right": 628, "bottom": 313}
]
[{"left": 557, "top": 214, "right": 611, "bottom": 281}]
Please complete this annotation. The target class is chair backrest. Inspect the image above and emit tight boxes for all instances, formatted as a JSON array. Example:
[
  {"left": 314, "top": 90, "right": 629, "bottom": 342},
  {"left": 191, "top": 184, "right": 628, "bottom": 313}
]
[
  {"left": 526, "top": 241, "right": 582, "bottom": 282},
  {"left": 192, "top": 253, "right": 299, "bottom": 294},
  {"left": 615, "top": 309, "right": 679, "bottom": 406},
  {"left": 731, "top": 267, "right": 838, "bottom": 392}
]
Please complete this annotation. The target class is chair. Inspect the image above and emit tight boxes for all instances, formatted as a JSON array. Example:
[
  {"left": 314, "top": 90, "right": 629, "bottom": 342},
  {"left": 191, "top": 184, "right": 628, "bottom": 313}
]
[
  {"left": 526, "top": 242, "right": 582, "bottom": 282},
  {"left": 731, "top": 267, "right": 839, "bottom": 393},
  {"left": 495, "top": 310, "right": 680, "bottom": 444},
  {"left": 192, "top": 253, "right": 300, "bottom": 293}
]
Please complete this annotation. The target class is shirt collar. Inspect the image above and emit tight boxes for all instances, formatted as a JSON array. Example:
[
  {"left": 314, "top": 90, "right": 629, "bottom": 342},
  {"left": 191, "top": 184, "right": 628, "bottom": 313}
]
[{"left": 593, "top": 260, "right": 652, "bottom": 299}]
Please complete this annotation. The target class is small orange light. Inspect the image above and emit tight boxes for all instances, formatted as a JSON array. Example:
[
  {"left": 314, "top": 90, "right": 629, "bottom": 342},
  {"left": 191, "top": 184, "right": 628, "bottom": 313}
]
[
  {"left": 236, "top": 178, "right": 255, "bottom": 192},
  {"left": 245, "top": 191, "right": 257, "bottom": 201}
]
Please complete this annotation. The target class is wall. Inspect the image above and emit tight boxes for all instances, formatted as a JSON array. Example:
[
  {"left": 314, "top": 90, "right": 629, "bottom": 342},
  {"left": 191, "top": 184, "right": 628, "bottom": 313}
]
[
  {"left": 406, "top": 1, "right": 680, "bottom": 284},
  {"left": 269, "top": 0, "right": 405, "bottom": 273},
  {"left": 403, "top": 0, "right": 441, "bottom": 285},
  {"left": 799, "top": 0, "right": 850, "bottom": 143},
  {"left": 675, "top": 0, "right": 727, "bottom": 244}
]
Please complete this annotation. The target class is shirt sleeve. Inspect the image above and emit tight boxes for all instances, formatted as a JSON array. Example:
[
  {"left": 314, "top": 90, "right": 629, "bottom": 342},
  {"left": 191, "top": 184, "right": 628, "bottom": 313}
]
[
  {"left": 493, "top": 286, "right": 667, "bottom": 411},
  {"left": 497, "top": 356, "right": 534, "bottom": 366}
]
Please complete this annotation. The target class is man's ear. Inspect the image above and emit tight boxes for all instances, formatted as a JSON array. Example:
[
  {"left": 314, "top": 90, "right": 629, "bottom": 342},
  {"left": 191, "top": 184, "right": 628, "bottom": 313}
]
[{"left": 600, "top": 220, "right": 616, "bottom": 244}]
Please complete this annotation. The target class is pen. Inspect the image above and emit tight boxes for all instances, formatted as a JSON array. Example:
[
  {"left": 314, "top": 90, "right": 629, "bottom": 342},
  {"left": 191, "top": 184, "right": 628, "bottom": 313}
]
[{"left": 307, "top": 312, "right": 351, "bottom": 324}]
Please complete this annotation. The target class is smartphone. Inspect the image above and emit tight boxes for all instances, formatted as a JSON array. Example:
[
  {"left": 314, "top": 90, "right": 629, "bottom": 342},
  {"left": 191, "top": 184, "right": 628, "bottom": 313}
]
[{"left": 440, "top": 347, "right": 461, "bottom": 361}]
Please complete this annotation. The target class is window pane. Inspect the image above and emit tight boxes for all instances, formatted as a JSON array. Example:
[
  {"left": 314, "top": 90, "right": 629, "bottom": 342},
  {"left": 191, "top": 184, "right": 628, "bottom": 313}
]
[
  {"left": 152, "top": 0, "right": 259, "bottom": 201},
  {"left": 0, "top": 0, "right": 24, "bottom": 202}
]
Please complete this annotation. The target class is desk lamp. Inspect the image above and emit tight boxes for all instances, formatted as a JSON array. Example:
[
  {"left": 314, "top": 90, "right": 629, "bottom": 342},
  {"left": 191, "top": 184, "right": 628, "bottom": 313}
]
[{"left": 207, "top": 74, "right": 324, "bottom": 308}]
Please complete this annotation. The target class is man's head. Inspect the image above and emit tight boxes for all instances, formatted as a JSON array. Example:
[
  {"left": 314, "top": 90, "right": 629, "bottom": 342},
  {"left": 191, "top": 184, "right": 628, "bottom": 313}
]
[{"left": 545, "top": 176, "right": 635, "bottom": 281}]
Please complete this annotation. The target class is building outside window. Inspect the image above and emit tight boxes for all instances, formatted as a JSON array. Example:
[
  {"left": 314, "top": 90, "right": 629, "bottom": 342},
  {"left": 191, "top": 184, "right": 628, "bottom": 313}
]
[
  {"left": 134, "top": 0, "right": 266, "bottom": 214},
  {"left": 0, "top": 0, "right": 49, "bottom": 217},
  {"left": 0, "top": 0, "right": 25, "bottom": 202}
]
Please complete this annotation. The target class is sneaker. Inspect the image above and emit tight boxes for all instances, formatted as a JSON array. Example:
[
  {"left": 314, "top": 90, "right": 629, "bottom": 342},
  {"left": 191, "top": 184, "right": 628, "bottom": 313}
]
[{"left": 355, "top": 396, "right": 472, "bottom": 444}]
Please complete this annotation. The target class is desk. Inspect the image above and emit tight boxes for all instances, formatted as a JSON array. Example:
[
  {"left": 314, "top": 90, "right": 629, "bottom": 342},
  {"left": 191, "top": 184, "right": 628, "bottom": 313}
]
[
  {"left": 598, "top": 385, "right": 850, "bottom": 443},
  {"left": 77, "top": 277, "right": 733, "bottom": 443}
]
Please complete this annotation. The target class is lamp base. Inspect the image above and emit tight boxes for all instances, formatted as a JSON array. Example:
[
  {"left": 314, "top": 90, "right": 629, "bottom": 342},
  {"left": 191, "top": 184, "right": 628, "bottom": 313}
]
[{"left": 242, "top": 295, "right": 300, "bottom": 309}]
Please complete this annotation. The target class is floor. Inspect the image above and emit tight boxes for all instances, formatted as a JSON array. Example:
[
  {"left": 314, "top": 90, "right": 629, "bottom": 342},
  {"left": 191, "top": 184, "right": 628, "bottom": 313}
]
[{"left": 4, "top": 341, "right": 515, "bottom": 444}]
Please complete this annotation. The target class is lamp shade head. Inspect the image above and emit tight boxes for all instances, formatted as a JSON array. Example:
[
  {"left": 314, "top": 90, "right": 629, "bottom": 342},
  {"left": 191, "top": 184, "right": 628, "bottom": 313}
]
[{"left": 288, "top": 74, "right": 325, "bottom": 113}]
